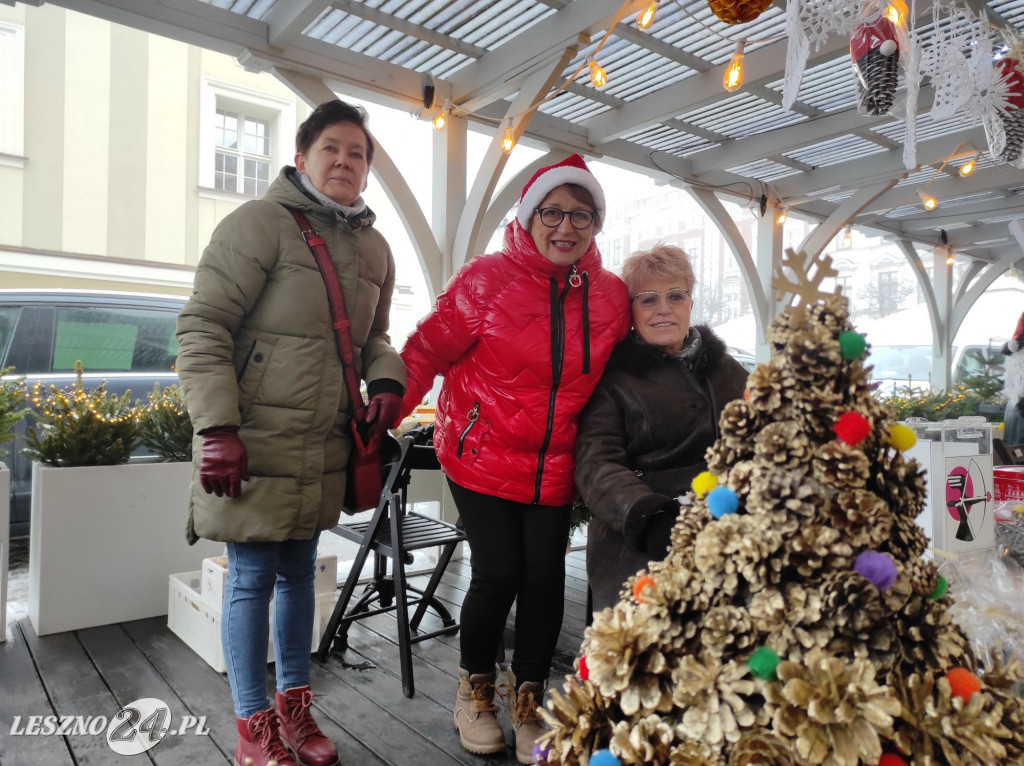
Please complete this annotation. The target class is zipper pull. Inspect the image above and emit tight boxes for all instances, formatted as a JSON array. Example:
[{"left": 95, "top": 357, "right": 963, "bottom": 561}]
[
  {"left": 568, "top": 264, "right": 582, "bottom": 288},
  {"left": 467, "top": 403, "right": 479, "bottom": 422}
]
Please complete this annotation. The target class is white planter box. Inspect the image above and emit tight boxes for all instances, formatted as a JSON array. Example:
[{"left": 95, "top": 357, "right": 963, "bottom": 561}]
[
  {"left": 28, "top": 461, "right": 222, "bottom": 635},
  {"left": 1, "top": 462, "right": 9, "bottom": 643}
]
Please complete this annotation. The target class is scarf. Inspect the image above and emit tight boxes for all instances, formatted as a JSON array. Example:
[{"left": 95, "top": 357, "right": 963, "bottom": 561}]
[{"left": 296, "top": 172, "right": 367, "bottom": 222}]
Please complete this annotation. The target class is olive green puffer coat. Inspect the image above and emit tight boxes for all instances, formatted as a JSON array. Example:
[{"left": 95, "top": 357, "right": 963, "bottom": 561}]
[{"left": 176, "top": 167, "right": 406, "bottom": 544}]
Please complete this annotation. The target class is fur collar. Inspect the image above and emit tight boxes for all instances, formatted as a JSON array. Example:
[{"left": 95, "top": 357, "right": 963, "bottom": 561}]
[{"left": 606, "top": 324, "right": 728, "bottom": 372}]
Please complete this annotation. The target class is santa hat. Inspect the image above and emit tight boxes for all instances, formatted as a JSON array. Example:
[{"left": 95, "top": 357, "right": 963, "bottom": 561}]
[{"left": 516, "top": 154, "right": 606, "bottom": 232}]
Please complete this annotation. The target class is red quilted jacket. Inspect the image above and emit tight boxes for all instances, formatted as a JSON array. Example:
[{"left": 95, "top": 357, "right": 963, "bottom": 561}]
[{"left": 401, "top": 221, "right": 630, "bottom": 506}]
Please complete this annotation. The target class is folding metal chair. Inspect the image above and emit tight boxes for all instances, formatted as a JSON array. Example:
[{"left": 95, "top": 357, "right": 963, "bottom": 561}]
[{"left": 317, "top": 426, "right": 465, "bottom": 697}]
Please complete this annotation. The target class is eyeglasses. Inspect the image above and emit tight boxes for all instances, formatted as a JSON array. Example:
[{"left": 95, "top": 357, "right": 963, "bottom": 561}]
[
  {"left": 534, "top": 207, "right": 597, "bottom": 230},
  {"left": 631, "top": 288, "right": 692, "bottom": 309}
]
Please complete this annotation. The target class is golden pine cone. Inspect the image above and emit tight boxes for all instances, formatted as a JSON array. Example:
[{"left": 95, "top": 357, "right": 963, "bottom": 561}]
[
  {"left": 891, "top": 671, "right": 1017, "bottom": 765},
  {"left": 706, "top": 440, "right": 748, "bottom": 476},
  {"left": 783, "top": 323, "right": 843, "bottom": 386},
  {"left": 753, "top": 421, "right": 813, "bottom": 470},
  {"left": 871, "top": 451, "right": 926, "bottom": 520},
  {"left": 727, "top": 730, "right": 796, "bottom": 765},
  {"left": 893, "top": 594, "right": 975, "bottom": 676},
  {"left": 764, "top": 648, "right": 900, "bottom": 765},
  {"left": 670, "top": 740, "right": 723, "bottom": 764},
  {"left": 725, "top": 459, "right": 757, "bottom": 497},
  {"left": 536, "top": 675, "right": 611, "bottom": 766},
  {"left": 785, "top": 522, "right": 854, "bottom": 579},
  {"left": 702, "top": 604, "right": 756, "bottom": 657},
  {"left": 812, "top": 441, "right": 870, "bottom": 489},
  {"left": 885, "top": 510, "right": 930, "bottom": 561},
  {"left": 746, "top": 363, "right": 797, "bottom": 417},
  {"left": 609, "top": 715, "right": 675, "bottom": 765},
  {"left": 823, "top": 489, "right": 893, "bottom": 549},
  {"left": 747, "top": 467, "right": 821, "bottom": 523},
  {"left": 720, "top": 399, "right": 761, "bottom": 442},
  {"left": 807, "top": 294, "right": 851, "bottom": 330},
  {"left": 672, "top": 653, "right": 764, "bottom": 749},
  {"left": 582, "top": 601, "right": 678, "bottom": 714}
]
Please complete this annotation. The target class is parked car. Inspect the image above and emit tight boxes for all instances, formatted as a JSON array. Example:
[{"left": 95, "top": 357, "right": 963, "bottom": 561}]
[
  {"left": 0, "top": 289, "right": 187, "bottom": 538},
  {"left": 727, "top": 346, "right": 757, "bottom": 373},
  {"left": 868, "top": 341, "right": 1006, "bottom": 393}
]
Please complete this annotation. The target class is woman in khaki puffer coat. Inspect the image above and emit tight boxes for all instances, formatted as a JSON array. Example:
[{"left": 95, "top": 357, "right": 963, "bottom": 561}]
[{"left": 176, "top": 100, "right": 405, "bottom": 766}]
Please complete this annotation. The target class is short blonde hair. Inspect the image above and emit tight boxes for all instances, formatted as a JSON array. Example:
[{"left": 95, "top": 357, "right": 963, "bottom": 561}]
[{"left": 621, "top": 244, "right": 696, "bottom": 296}]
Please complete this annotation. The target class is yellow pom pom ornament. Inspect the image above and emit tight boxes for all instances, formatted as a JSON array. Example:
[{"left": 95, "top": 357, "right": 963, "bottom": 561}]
[
  {"left": 889, "top": 423, "right": 917, "bottom": 451},
  {"left": 692, "top": 471, "right": 719, "bottom": 497}
]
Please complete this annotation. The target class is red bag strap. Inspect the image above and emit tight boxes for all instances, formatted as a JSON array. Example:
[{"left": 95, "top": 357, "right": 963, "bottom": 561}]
[{"left": 283, "top": 206, "right": 369, "bottom": 426}]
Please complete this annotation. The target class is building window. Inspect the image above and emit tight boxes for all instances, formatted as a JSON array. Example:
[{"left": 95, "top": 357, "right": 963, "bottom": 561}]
[
  {"left": 214, "top": 108, "right": 271, "bottom": 197},
  {"left": 0, "top": 22, "right": 25, "bottom": 160},
  {"left": 199, "top": 79, "right": 295, "bottom": 199},
  {"left": 612, "top": 239, "right": 623, "bottom": 266}
]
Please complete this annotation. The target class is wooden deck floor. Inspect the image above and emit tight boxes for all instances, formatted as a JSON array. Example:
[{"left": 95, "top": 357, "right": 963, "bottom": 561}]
[{"left": 0, "top": 551, "right": 590, "bottom": 766}]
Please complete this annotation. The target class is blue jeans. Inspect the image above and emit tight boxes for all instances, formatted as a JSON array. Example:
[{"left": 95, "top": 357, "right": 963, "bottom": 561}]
[{"left": 222, "top": 537, "right": 320, "bottom": 718}]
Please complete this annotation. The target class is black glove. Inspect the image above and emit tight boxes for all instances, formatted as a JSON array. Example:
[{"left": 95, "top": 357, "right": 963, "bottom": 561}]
[{"left": 644, "top": 508, "right": 678, "bottom": 560}]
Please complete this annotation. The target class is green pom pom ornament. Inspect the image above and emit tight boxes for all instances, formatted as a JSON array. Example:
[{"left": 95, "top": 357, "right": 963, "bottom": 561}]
[
  {"left": 838, "top": 331, "right": 867, "bottom": 360},
  {"left": 928, "top": 575, "right": 949, "bottom": 600},
  {"left": 748, "top": 646, "right": 781, "bottom": 681}
]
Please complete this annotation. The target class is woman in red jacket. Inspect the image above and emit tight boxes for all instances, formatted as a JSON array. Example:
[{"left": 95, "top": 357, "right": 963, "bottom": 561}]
[{"left": 399, "top": 154, "right": 629, "bottom": 763}]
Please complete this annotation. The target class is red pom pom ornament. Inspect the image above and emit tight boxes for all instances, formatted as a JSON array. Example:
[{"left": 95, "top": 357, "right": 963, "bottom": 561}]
[
  {"left": 579, "top": 655, "right": 589, "bottom": 681},
  {"left": 878, "top": 755, "right": 909, "bottom": 766},
  {"left": 946, "top": 667, "right": 982, "bottom": 701},
  {"left": 833, "top": 411, "right": 871, "bottom": 445}
]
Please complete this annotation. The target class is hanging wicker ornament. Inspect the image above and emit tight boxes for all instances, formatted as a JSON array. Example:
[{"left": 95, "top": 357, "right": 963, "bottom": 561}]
[
  {"left": 995, "top": 58, "right": 1024, "bottom": 163},
  {"left": 850, "top": 15, "right": 900, "bottom": 115},
  {"left": 706, "top": 0, "right": 771, "bottom": 25}
]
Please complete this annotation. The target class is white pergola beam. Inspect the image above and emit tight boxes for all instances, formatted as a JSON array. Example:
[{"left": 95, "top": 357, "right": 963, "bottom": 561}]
[
  {"left": 448, "top": 0, "right": 648, "bottom": 113},
  {"left": 266, "top": 0, "right": 330, "bottom": 49},
  {"left": 584, "top": 34, "right": 851, "bottom": 145},
  {"left": 798, "top": 180, "right": 898, "bottom": 258}
]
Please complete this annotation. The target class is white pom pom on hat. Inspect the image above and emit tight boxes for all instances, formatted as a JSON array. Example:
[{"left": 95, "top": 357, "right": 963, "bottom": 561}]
[{"left": 516, "top": 153, "right": 606, "bottom": 232}]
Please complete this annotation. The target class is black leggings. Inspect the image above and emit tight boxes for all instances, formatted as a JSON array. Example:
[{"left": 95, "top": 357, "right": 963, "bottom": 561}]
[{"left": 448, "top": 480, "right": 571, "bottom": 683}]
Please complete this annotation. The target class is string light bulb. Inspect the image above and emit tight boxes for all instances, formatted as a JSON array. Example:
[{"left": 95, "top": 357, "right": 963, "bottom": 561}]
[
  {"left": 637, "top": 1, "right": 658, "bottom": 29},
  {"left": 501, "top": 118, "right": 515, "bottom": 154},
  {"left": 588, "top": 56, "right": 608, "bottom": 88},
  {"left": 432, "top": 99, "right": 449, "bottom": 132},
  {"left": 776, "top": 208, "right": 787, "bottom": 224},
  {"left": 958, "top": 151, "right": 979, "bottom": 177},
  {"left": 919, "top": 190, "right": 938, "bottom": 210},
  {"left": 723, "top": 41, "right": 746, "bottom": 93},
  {"left": 885, "top": 0, "right": 908, "bottom": 25},
  {"left": 842, "top": 225, "right": 853, "bottom": 248},
  {"left": 946, "top": 251, "right": 955, "bottom": 266}
]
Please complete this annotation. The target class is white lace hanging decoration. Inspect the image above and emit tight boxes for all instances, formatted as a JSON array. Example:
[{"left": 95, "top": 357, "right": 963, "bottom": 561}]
[
  {"left": 922, "top": 0, "right": 976, "bottom": 122},
  {"left": 901, "top": 0, "right": 920, "bottom": 170},
  {"left": 783, "top": 0, "right": 869, "bottom": 110}
]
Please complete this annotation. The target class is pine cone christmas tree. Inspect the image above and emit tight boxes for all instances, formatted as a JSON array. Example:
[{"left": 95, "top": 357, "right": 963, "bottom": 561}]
[{"left": 536, "top": 249, "right": 1024, "bottom": 765}]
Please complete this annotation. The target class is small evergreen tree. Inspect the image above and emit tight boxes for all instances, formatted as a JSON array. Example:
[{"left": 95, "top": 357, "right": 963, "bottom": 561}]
[
  {"left": 24, "top": 361, "right": 139, "bottom": 466},
  {"left": 135, "top": 383, "right": 193, "bottom": 462},
  {"left": 0, "top": 367, "right": 29, "bottom": 459}
]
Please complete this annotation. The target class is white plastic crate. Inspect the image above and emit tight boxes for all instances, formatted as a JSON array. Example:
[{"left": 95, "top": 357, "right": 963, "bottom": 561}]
[
  {"left": 168, "top": 571, "right": 338, "bottom": 674},
  {"left": 200, "top": 553, "right": 339, "bottom": 607}
]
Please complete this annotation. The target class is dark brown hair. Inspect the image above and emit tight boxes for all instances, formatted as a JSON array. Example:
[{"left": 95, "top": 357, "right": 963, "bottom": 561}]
[{"left": 295, "top": 100, "right": 375, "bottom": 165}]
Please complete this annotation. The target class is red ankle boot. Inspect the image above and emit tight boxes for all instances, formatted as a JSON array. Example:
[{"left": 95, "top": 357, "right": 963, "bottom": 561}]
[
  {"left": 234, "top": 708, "right": 298, "bottom": 766},
  {"left": 275, "top": 686, "right": 340, "bottom": 766}
]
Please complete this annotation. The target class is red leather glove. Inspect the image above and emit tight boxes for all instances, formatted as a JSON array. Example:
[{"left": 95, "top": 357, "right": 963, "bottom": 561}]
[
  {"left": 365, "top": 392, "right": 403, "bottom": 441},
  {"left": 199, "top": 427, "right": 249, "bottom": 499}
]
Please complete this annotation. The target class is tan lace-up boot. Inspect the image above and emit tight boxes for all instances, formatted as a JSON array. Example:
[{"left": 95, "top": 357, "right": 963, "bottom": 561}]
[
  {"left": 506, "top": 670, "right": 547, "bottom": 765},
  {"left": 453, "top": 667, "right": 506, "bottom": 755}
]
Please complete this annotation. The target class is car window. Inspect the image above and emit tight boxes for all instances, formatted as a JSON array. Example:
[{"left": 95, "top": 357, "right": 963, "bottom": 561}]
[
  {"left": 52, "top": 306, "right": 179, "bottom": 373},
  {"left": 0, "top": 306, "right": 20, "bottom": 366}
]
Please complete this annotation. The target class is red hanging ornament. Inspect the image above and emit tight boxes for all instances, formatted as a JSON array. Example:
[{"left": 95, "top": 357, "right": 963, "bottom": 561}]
[
  {"left": 995, "top": 58, "right": 1024, "bottom": 162},
  {"left": 833, "top": 411, "right": 871, "bottom": 445},
  {"left": 850, "top": 15, "right": 900, "bottom": 115}
]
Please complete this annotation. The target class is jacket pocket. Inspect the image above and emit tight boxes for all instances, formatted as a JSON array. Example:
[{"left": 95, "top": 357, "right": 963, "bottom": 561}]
[
  {"left": 236, "top": 336, "right": 277, "bottom": 419},
  {"left": 455, "top": 402, "right": 488, "bottom": 464}
]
